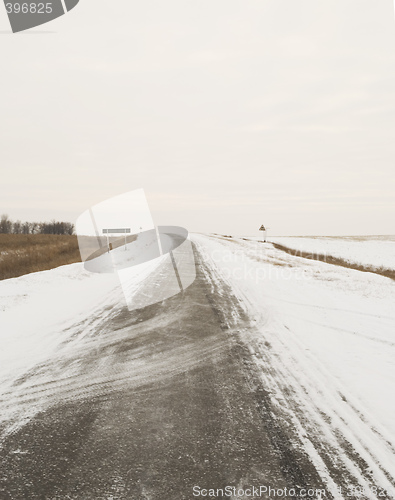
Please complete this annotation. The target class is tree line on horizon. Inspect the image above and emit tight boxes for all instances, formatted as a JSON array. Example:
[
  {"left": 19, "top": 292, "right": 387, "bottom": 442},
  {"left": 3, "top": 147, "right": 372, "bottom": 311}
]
[{"left": 0, "top": 214, "right": 74, "bottom": 235}]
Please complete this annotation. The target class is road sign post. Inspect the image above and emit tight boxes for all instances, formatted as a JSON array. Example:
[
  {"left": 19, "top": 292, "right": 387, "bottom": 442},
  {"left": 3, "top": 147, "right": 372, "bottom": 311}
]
[{"left": 259, "top": 224, "right": 267, "bottom": 242}]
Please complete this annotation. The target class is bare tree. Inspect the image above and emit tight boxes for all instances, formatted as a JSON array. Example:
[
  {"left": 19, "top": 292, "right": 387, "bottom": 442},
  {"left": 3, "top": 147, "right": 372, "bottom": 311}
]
[
  {"left": 65, "top": 222, "right": 75, "bottom": 235},
  {"left": 30, "top": 222, "right": 39, "bottom": 234},
  {"left": 0, "top": 215, "right": 74, "bottom": 235},
  {"left": 39, "top": 220, "right": 74, "bottom": 235},
  {"left": 13, "top": 220, "right": 22, "bottom": 234},
  {"left": 0, "top": 214, "right": 12, "bottom": 234},
  {"left": 22, "top": 222, "right": 31, "bottom": 234}
]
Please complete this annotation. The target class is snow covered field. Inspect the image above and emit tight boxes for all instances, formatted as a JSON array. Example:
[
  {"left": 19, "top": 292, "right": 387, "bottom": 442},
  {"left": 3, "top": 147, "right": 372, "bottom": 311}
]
[{"left": 269, "top": 236, "right": 395, "bottom": 272}]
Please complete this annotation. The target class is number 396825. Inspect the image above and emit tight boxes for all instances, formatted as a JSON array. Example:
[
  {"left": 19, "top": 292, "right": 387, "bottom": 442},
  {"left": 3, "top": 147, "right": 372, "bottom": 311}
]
[{"left": 5, "top": 3, "right": 53, "bottom": 14}]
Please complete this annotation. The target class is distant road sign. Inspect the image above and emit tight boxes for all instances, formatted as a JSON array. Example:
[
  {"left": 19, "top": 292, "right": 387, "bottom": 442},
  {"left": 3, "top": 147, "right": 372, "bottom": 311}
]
[{"left": 259, "top": 225, "right": 266, "bottom": 231}]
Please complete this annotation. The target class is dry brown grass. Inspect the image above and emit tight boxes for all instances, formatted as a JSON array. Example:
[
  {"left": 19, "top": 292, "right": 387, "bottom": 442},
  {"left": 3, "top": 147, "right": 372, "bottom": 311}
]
[
  {"left": 272, "top": 242, "right": 395, "bottom": 281},
  {"left": 0, "top": 234, "right": 81, "bottom": 280}
]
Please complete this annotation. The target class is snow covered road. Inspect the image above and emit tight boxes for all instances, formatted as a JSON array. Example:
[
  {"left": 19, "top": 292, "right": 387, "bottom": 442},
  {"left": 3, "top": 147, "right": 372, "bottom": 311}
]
[{"left": 0, "top": 234, "right": 394, "bottom": 499}]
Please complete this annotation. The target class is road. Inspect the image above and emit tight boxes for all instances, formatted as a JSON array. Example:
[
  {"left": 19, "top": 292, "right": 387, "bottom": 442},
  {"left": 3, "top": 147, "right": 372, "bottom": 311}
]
[{"left": 0, "top": 237, "right": 394, "bottom": 499}]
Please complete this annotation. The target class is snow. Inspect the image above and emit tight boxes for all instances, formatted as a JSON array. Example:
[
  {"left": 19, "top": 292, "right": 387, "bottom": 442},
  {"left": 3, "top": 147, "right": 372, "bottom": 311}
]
[
  {"left": 192, "top": 234, "right": 395, "bottom": 494},
  {"left": 269, "top": 235, "right": 395, "bottom": 272},
  {"left": 0, "top": 250, "right": 186, "bottom": 433},
  {"left": 0, "top": 263, "right": 121, "bottom": 388},
  {"left": 1, "top": 233, "right": 394, "bottom": 491}
]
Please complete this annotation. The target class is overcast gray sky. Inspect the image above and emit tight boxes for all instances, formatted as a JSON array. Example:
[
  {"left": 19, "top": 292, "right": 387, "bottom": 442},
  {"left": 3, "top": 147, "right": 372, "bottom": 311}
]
[{"left": 1, "top": 0, "right": 395, "bottom": 236}]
